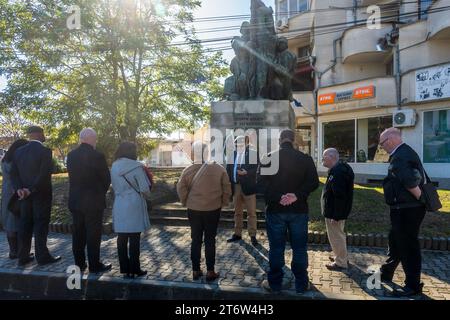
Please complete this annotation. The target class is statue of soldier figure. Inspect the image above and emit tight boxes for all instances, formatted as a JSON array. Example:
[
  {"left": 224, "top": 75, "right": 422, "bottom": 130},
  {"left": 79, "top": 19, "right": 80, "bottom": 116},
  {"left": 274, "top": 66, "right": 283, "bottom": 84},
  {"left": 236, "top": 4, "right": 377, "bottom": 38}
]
[
  {"left": 251, "top": 0, "right": 277, "bottom": 99},
  {"left": 270, "top": 37, "right": 297, "bottom": 101},
  {"left": 224, "top": 0, "right": 298, "bottom": 101}
]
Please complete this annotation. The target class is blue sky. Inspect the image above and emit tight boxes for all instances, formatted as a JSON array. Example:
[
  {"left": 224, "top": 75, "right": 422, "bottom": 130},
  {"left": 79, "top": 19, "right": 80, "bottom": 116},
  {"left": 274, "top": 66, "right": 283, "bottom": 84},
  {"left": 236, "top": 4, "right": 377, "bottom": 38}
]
[{"left": 0, "top": 0, "right": 274, "bottom": 92}]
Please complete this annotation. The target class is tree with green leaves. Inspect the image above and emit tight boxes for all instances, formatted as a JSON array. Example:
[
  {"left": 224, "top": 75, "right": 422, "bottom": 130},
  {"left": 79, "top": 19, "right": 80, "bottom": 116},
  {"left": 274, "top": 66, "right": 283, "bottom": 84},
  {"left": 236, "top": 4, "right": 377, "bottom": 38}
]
[{"left": 0, "top": 0, "right": 228, "bottom": 161}]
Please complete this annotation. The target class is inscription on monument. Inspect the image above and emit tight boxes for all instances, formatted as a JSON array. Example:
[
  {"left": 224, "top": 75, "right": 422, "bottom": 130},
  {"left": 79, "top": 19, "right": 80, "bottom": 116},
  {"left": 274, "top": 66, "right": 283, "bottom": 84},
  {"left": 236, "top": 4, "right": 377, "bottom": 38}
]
[{"left": 233, "top": 114, "right": 267, "bottom": 128}]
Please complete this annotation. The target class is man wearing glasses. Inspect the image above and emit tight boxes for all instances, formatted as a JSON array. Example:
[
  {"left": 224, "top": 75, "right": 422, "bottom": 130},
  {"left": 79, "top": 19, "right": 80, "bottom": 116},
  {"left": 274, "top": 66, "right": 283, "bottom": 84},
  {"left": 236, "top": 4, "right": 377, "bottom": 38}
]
[
  {"left": 378, "top": 127, "right": 426, "bottom": 297},
  {"left": 226, "top": 136, "right": 259, "bottom": 246}
]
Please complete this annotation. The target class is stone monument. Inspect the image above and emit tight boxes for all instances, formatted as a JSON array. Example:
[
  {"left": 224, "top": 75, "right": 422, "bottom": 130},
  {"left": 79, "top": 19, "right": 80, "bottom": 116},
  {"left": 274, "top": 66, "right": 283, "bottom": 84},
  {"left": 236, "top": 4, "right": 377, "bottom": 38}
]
[{"left": 211, "top": 0, "right": 297, "bottom": 157}]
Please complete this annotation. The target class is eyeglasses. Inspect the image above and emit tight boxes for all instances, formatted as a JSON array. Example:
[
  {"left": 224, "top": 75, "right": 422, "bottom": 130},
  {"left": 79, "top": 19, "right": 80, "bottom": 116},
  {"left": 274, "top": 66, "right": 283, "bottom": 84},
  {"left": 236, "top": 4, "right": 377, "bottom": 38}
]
[{"left": 379, "top": 137, "right": 389, "bottom": 146}]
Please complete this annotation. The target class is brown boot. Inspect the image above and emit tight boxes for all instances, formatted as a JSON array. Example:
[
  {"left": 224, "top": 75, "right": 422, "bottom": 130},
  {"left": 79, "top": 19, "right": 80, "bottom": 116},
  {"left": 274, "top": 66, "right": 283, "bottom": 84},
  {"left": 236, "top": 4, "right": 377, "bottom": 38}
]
[
  {"left": 206, "top": 271, "right": 219, "bottom": 282},
  {"left": 192, "top": 270, "right": 203, "bottom": 280}
]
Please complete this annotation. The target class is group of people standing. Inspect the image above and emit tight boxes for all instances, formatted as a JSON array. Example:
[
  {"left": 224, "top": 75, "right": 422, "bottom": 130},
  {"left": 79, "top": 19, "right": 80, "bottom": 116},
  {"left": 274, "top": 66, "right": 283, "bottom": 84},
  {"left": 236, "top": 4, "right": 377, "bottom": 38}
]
[
  {"left": 177, "top": 128, "right": 429, "bottom": 297},
  {"left": 1, "top": 125, "right": 429, "bottom": 297},
  {"left": 1, "top": 127, "right": 152, "bottom": 278}
]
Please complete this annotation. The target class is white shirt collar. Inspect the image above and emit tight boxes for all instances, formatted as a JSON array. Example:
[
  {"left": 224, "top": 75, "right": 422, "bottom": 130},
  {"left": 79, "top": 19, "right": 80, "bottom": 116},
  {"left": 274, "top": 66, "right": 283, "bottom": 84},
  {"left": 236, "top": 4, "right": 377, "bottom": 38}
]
[
  {"left": 390, "top": 143, "right": 404, "bottom": 156},
  {"left": 30, "top": 140, "right": 43, "bottom": 145}
]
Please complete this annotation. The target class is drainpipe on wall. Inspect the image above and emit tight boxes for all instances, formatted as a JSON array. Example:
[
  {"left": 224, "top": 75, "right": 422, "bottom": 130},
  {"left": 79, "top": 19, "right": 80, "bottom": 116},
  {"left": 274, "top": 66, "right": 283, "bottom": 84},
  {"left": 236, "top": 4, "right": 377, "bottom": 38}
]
[
  {"left": 395, "top": 42, "right": 402, "bottom": 110},
  {"left": 312, "top": 36, "right": 342, "bottom": 162}
]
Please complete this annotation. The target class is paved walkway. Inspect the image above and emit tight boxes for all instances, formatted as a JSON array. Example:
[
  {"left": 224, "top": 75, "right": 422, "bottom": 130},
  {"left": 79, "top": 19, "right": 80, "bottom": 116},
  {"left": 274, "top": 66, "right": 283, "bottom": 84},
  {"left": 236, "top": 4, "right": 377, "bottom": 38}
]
[{"left": 0, "top": 226, "right": 449, "bottom": 300}]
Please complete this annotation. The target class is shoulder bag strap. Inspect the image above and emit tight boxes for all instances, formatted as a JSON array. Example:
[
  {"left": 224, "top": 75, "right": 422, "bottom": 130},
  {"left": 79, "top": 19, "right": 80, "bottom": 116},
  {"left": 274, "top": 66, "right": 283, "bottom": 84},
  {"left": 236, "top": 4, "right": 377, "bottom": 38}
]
[
  {"left": 185, "top": 163, "right": 208, "bottom": 201},
  {"left": 122, "top": 174, "right": 140, "bottom": 195}
]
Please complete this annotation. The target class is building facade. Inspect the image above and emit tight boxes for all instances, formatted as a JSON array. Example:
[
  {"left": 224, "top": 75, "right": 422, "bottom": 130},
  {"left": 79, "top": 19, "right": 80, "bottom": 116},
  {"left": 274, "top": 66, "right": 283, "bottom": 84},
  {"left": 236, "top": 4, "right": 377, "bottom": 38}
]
[{"left": 276, "top": 0, "right": 450, "bottom": 188}]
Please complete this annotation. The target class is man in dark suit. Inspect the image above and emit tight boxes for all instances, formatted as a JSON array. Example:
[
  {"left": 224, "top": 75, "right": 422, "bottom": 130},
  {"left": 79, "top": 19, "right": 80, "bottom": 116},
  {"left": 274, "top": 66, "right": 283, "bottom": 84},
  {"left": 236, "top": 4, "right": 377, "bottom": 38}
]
[
  {"left": 10, "top": 126, "right": 61, "bottom": 266},
  {"left": 67, "top": 128, "right": 112, "bottom": 273},
  {"left": 379, "top": 127, "right": 426, "bottom": 297},
  {"left": 226, "top": 136, "right": 259, "bottom": 246}
]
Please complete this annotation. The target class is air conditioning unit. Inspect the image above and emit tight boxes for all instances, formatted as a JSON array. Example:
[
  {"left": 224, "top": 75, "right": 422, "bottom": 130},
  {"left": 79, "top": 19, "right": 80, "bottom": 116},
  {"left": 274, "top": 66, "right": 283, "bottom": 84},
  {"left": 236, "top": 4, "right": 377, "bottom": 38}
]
[
  {"left": 393, "top": 109, "right": 416, "bottom": 128},
  {"left": 276, "top": 17, "right": 289, "bottom": 29}
]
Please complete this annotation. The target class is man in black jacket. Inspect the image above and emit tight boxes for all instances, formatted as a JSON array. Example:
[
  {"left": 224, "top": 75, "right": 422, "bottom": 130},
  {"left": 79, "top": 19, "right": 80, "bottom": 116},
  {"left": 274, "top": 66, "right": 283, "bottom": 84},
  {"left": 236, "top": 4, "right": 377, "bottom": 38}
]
[
  {"left": 321, "top": 148, "right": 354, "bottom": 271},
  {"left": 258, "top": 129, "right": 319, "bottom": 294},
  {"left": 379, "top": 127, "right": 426, "bottom": 297},
  {"left": 67, "top": 128, "right": 112, "bottom": 273},
  {"left": 10, "top": 126, "right": 61, "bottom": 266},
  {"left": 226, "top": 136, "right": 259, "bottom": 246}
]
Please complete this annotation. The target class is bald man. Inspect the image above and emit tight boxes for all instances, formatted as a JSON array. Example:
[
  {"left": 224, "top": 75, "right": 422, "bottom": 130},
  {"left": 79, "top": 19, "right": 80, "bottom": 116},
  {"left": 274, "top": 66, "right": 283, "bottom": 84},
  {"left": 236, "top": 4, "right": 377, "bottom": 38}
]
[
  {"left": 379, "top": 127, "right": 426, "bottom": 297},
  {"left": 321, "top": 148, "right": 354, "bottom": 271},
  {"left": 67, "top": 128, "right": 111, "bottom": 273}
]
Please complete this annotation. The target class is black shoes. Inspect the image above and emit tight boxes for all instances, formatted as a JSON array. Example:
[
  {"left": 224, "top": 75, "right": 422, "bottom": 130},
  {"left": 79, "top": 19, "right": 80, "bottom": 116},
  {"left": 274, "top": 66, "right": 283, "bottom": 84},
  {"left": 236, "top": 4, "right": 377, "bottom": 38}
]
[
  {"left": 393, "top": 284, "right": 424, "bottom": 297},
  {"left": 90, "top": 263, "right": 112, "bottom": 273},
  {"left": 227, "top": 234, "right": 257, "bottom": 245},
  {"left": 134, "top": 270, "right": 147, "bottom": 277},
  {"left": 38, "top": 255, "right": 62, "bottom": 266},
  {"left": 18, "top": 256, "right": 35, "bottom": 267},
  {"left": 124, "top": 270, "right": 147, "bottom": 279},
  {"left": 227, "top": 234, "right": 242, "bottom": 243},
  {"left": 325, "top": 263, "right": 347, "bottom": 271}
]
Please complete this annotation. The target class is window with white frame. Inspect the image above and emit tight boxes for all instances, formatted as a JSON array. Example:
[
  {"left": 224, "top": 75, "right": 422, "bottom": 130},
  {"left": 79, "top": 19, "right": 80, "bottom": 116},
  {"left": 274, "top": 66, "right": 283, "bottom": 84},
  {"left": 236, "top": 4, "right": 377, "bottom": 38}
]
[{"left": 278, "top": 0, "right": 309, "bottom": 19}]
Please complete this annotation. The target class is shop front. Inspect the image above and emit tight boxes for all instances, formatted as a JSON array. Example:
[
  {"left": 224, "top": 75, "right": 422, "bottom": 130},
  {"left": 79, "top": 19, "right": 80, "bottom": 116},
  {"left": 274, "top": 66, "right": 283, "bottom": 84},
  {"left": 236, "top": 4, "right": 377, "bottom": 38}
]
[
  {"left": 401, "top": 62, "right": 450, "bottom": 188},
  {"left": 315, "top": 77, "right": 398, "bottom": 183}
]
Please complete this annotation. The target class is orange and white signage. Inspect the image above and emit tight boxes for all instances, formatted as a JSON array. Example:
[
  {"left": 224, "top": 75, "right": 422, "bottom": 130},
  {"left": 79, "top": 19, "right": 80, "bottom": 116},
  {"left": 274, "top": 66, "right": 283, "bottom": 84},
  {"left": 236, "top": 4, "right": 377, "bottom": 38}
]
[
  {"left": 318, "top": 93, "right": 336, "bottom": 105},
  {"left": 353, "top": 86, "right": 375, "bottom": 99},
  {"left": 319, "top": 85, "right": 376, "bottom": 106}
]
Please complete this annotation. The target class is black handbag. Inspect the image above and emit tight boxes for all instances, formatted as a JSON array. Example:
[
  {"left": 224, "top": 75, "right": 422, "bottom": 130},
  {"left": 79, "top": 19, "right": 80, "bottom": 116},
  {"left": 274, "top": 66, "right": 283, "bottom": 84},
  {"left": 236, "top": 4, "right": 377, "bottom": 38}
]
[
  {"left": 7, "top": 192, "right": 21, "bottom": 216},
  {"left": 420, "top": 167, "right": 442, "bottom": 212}
]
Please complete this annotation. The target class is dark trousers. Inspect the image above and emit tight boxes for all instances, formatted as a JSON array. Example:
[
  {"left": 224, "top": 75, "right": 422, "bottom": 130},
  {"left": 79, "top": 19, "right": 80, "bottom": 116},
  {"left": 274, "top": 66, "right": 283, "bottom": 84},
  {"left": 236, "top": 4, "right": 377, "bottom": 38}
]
[
  {"left": 381, "top": 206, "right": 426, "bottom": 290},
  {"left": 117, "top": 233, "right": 141, "bottom": 274},
  {"left": 18, "top": 195, "right": 52, "bottom": 264},
  {"left": 266, "top": 212, "right": 309, "bottom": 292},
  {"left": 187, "top": 208, "right": 221, "bottom": 272},
  {"left": 71, "top": 209, "right": 103, "bottom": 271}
]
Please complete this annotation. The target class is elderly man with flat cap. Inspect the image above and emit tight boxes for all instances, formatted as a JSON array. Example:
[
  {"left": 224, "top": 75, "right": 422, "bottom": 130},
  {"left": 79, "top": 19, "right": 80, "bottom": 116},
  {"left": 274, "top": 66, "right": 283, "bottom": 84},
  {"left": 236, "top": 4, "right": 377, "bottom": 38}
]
[{"left": 10, "top": 126, "right": 61, "bottom": 266}]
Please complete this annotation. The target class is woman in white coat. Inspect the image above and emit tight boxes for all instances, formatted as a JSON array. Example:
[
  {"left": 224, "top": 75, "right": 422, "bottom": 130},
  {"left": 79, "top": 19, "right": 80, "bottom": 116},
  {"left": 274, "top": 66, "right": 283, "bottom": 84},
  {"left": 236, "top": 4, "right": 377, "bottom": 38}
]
[{"left": 111, "top": 142, "right": 151, "bottom": 278}]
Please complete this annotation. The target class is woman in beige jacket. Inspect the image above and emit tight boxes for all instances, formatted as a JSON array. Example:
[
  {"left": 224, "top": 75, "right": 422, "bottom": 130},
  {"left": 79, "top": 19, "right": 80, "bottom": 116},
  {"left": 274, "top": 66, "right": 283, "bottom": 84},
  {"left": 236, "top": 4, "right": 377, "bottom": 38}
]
[{"left": 177, "top": 142, "right": 231, "bottom": 282}]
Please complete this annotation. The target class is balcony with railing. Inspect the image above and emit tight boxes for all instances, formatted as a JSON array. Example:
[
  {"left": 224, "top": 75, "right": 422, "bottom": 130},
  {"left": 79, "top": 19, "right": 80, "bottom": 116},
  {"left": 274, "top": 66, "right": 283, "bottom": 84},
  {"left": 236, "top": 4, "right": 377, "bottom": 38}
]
[{"left": 342, "top": 23, "right": 394, "bottom": 64}]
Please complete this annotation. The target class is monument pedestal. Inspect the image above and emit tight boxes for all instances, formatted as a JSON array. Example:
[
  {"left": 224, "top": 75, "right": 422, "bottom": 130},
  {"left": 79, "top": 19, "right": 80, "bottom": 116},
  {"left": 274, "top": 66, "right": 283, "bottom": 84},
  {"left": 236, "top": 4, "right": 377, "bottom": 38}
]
[
  {"left": 210, "top": 100, "right": 296, "bottom": 157},
  {"left": 211, "top": 100, "right": 295, "bottom": 131}
]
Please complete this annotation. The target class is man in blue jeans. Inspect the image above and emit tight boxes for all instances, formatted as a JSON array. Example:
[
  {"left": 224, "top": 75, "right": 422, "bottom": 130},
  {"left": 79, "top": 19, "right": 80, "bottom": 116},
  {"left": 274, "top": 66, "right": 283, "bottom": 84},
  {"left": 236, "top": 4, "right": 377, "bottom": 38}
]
[{"left": 258, "top": 129, "right": 319, "bottom": 294}]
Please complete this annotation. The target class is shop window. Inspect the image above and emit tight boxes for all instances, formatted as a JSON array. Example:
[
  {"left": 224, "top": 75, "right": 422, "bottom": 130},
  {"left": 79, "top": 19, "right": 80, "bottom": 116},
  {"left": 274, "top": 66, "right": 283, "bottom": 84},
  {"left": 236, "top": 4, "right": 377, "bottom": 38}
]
[
  {"left": 356, "top": 116, "right": 392, "bottom": 163},
  {"left": 323, "top": 120, "right": 355, "bottom": 163},
  {"left": 423, "top": 109, "right": 450, "bottom": 163}
]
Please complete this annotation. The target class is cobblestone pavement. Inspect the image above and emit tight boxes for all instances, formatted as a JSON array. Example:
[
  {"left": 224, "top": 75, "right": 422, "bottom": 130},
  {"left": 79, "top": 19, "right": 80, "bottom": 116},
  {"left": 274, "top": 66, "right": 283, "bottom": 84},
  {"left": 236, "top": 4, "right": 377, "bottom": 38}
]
[{"left": 0, "top": 226, "right": 449, "bottom": 300}]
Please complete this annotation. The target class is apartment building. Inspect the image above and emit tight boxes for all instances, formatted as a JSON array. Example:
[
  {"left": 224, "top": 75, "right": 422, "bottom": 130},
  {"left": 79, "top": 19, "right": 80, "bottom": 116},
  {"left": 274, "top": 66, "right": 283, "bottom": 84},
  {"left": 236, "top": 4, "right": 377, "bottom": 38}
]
[{"left": 276, "top": 0, "right": 450, "bottom": 187}]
